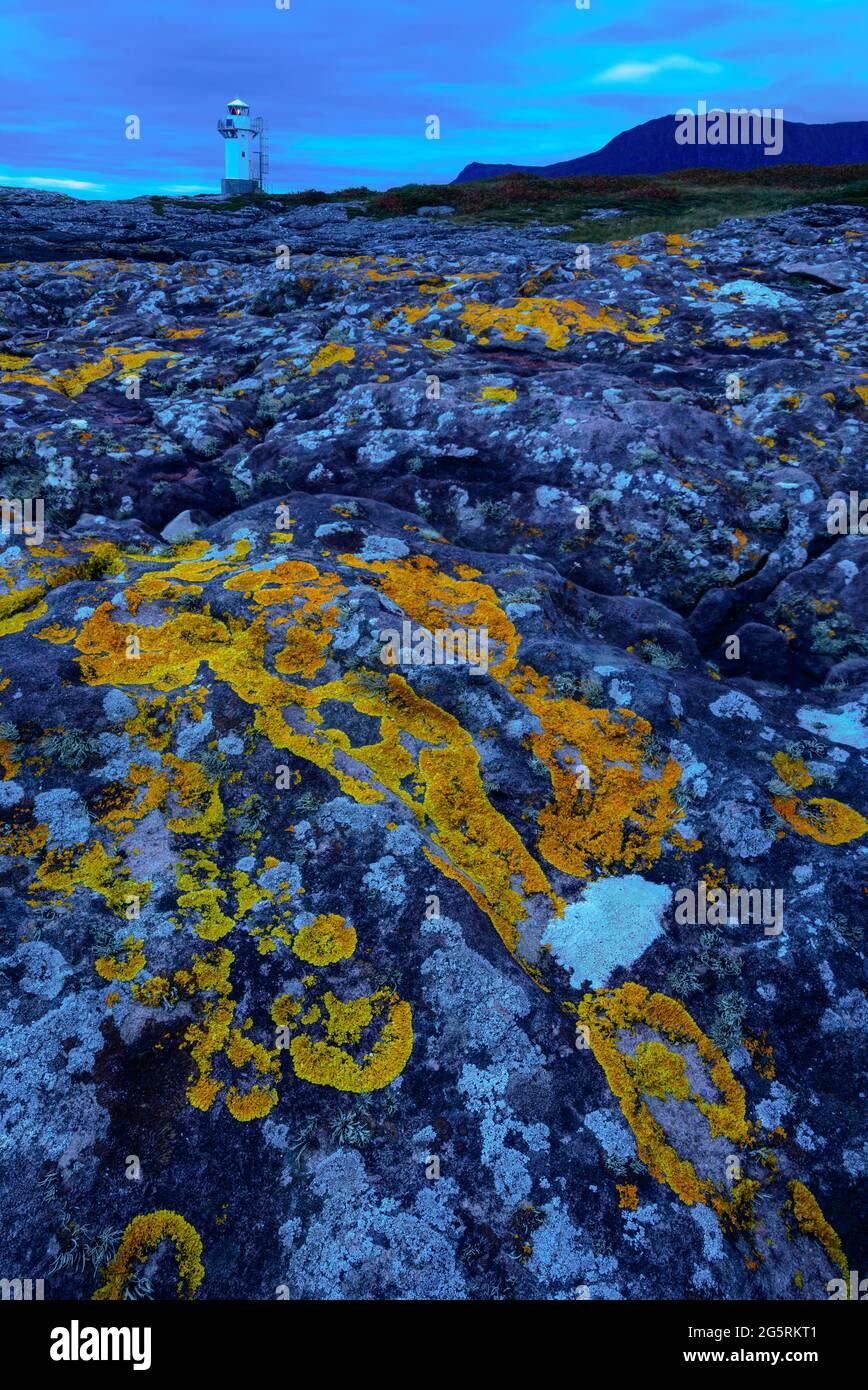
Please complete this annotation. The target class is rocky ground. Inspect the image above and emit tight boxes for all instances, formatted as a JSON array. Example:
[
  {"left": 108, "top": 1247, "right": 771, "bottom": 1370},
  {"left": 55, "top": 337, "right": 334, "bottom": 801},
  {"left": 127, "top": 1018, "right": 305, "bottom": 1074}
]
[{"left": 0, "top": 187, "right": 865, "bottom": 1300}]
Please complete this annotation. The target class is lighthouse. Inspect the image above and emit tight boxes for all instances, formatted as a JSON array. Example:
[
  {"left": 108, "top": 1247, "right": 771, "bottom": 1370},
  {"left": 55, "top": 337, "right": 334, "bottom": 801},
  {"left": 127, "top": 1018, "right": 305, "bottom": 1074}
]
[{"left": 217, "top": 98, "right": 265, "bottom": 195}]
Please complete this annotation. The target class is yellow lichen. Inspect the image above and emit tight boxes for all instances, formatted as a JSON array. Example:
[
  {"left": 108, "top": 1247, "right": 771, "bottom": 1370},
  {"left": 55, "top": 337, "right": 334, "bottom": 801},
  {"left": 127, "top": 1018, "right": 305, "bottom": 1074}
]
[
  {"left": 95, "top": 936, "right": 146, "bottom": 983},
  {"left": 290, "top": 988, "right": 413, "bottom": 1092},
  {"left": 478, "top": 386, "right": 517, "bottom": 404},
  {"left": 292, "top": 913, "right": 356, "bottom": 965},
  {"left": 2, "top": 348, "right": 176, "bottom": 399}
]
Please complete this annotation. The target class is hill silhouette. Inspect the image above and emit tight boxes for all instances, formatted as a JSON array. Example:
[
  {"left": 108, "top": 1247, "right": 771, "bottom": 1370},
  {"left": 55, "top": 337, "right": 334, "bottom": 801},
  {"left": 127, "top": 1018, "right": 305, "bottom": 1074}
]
[{"left": 454, "top": 113, "right": 868, "bottom": 182}]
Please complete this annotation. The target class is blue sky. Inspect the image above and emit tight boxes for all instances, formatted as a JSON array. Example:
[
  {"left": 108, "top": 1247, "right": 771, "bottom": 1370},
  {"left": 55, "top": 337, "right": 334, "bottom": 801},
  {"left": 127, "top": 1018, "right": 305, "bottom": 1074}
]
[{"left": 0, "top": 0, "right": 865, "bottom": 198}]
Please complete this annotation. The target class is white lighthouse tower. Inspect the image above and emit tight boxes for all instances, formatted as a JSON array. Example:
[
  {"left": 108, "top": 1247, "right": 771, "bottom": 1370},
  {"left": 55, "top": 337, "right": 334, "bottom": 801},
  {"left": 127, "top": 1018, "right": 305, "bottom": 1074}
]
[{"left": 217, "top": 98, "right": 265, "bottom": 195}]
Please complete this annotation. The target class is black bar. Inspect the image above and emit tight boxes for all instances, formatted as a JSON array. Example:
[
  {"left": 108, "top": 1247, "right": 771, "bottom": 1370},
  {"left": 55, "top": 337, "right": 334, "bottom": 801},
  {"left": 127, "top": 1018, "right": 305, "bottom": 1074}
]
[{"left": 4, "top": 1296, "right": 862, "bottom": 1377}]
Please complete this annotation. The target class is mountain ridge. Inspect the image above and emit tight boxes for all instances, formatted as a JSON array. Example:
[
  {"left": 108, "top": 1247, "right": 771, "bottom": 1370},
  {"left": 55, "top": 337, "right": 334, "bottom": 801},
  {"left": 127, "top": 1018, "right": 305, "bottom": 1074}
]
[{"left": 453, "top": 113, "right": 868, "bottom": 182}]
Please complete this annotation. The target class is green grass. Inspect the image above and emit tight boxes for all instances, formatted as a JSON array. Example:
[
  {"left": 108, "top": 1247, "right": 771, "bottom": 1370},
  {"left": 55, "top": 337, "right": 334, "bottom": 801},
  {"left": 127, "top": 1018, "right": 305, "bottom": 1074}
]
[
  {"left": 157, "top": 187, "right": 376, "bottom": 216},
  {"left": 363, "top": 165, "right": 868, "bottom": 242},
  {"left": 158, "top": 165, "right": 868, "bottom": 242}
]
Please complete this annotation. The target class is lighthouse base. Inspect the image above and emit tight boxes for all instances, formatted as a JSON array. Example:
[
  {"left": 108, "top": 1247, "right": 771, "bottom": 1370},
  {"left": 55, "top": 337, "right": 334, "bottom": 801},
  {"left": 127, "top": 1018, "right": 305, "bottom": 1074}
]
[{"left": 221, "top": 178, "right": 260, "bottom": 196}]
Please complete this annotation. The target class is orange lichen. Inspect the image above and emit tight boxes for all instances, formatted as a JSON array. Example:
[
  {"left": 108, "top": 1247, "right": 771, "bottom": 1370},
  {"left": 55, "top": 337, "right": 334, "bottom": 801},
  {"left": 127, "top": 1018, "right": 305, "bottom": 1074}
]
[
  {"left": 631, "top": 1040, "right": 690, "bottom": 1102},
  {"left": 2, "top": 348, "right": 176, "bottom": 399},
  {"left": 93, "top": 1210, "right": 204, "bottom": 1300},
  {"left": 339, "top": 553, "right": 683, "bottom": 888},
  {"left": 744, "top": 1031, "right": 776, "bottom": 1080},
  {"left": 459, "top": 296, "right": 665, "bottom": 351},
  {"left": 3, "top": 532, "right": 691, "bottom": 1123},
  {"left": 772, "top": 795, "right": 868, "bottom": 844},
  {"left": 787, "top": 1181, "right": 848, "bottom": 1278},
  {"left": 132, "top": 976, "right": 173, "bottom": 1008},
  {"left": 771, "top": 752, "right": 813, "bottom": 790},
  {"left": 576, "top": 983, "right": 750, "bottom": 1208},
  {"left": 308, "top": 343, "right": 355, "bottom": 375},
  {"left": 31, "top": 840, "right": 150, "bottom": 917},
  {"left": 173, "top": 853, "right": 265, "bottom": 941},
  {"left": 181, "top": 946, "right": 236, "bottom": 1111},
  {"left": 716, "top": 1178, "right": 761, "bottom": 1236},
  {"left": 225, "top": 1084, "right": 279, "bottom": 1121}
]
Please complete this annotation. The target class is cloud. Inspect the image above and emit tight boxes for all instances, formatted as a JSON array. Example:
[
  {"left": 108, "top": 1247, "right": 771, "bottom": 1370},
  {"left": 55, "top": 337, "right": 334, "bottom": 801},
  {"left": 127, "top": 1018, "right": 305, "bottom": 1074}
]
[
  {"left": 586, "top": 0, "right": 756, "bottom": 45},
  {"left": 0, "top": 0, "right": 863, "bottom": 195},
  {"left": 594, "top": 54, "right": 722, "bottom": 84},
  {"left": 12, "top": 176, "right": 104, "bottom": 190}
]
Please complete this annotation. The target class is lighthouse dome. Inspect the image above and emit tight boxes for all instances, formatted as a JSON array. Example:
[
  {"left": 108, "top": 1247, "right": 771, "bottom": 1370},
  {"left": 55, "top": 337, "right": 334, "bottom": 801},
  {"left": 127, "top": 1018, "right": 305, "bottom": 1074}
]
[{"left": 227, "top": 98, "right": 249, "bottom": 112}]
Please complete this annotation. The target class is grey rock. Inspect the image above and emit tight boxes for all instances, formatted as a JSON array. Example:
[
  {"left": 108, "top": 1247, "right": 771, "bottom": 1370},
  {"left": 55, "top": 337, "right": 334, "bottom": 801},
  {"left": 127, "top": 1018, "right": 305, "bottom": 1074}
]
[{"left": 160, "top": 508, "right": 200, "bottom": 542}]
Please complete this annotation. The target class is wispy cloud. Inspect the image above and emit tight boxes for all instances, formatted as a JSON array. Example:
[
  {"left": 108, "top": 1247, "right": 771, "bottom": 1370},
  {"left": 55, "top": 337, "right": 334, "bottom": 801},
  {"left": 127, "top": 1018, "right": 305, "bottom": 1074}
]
[
  {"left": 18, "top": 175, "right": 104, "bottom": 190},
  {"left": 594, "top": 55, "right": 722, "bottom": 84}
]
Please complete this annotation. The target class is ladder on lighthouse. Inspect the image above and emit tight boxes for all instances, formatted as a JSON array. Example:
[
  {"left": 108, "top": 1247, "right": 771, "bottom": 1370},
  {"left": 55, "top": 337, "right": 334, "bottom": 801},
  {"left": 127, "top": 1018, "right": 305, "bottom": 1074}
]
[{"left": 252, "top": 117, "right": 270, "bottom": 193}]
